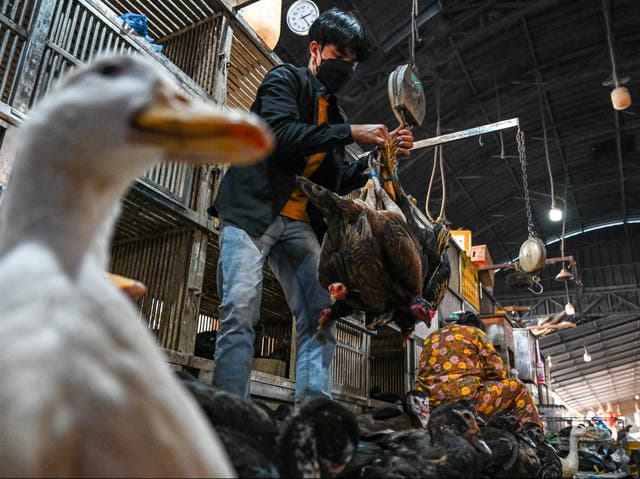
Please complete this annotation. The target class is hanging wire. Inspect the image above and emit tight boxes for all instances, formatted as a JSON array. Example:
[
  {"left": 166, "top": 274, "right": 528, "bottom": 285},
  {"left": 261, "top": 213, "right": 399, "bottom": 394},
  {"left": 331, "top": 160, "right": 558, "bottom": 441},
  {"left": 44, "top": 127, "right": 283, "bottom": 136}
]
[
  {"left": 425, "top": 74, "right": 446, "bottom": 222},
  {"left": 602, "top": 0, "right": 620, "bottom": 87},
  {"left": 536, "top": 81, "right": 558, "bottom": 217},
  {"left": 560, "top": 181, "right": 568, "bottom": 260},
  {"left": 410, "top": 0, "right": 418, "bottom": 67},
  {"left": 495, "top": 78, "right": 507, "bottom": 160},
  {"left": 436, "top": 137, "right": 447, "bottom": 223}
]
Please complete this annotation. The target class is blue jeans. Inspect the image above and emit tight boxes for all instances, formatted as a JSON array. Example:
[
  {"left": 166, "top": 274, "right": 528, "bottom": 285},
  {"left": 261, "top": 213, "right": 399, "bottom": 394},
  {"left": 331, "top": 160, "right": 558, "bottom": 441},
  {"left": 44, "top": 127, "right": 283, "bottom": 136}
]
[{"left": 212, "top": 216, "right": 336, "bottom": 403}]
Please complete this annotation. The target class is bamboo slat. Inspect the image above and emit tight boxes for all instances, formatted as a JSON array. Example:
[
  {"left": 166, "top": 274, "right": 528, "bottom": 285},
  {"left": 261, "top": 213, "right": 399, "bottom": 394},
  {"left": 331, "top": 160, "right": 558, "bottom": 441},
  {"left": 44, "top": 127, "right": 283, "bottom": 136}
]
[
  {"left": 226, "top": 28, "right": 274, "bottom": 111},
  {"left": 0, "top": 0, "right": 35, "bottom": 105}
]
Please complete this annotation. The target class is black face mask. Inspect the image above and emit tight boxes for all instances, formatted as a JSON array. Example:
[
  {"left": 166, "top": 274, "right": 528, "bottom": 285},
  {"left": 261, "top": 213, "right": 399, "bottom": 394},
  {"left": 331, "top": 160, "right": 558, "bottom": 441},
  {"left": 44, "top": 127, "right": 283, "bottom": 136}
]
[{"left": 316, "top": 58, "right": 355, "bottom": 93}]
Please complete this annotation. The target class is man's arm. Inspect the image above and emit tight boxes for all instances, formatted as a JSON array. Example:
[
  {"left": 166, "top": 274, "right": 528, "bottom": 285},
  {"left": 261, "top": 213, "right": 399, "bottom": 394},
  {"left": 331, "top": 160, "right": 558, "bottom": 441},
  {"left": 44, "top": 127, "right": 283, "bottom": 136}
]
[
  {"left": 258, "top": 67, "right": 393, "bottom": 156},
  {"left": 257, "top": 67, "right": 354, "bottom": 157}
]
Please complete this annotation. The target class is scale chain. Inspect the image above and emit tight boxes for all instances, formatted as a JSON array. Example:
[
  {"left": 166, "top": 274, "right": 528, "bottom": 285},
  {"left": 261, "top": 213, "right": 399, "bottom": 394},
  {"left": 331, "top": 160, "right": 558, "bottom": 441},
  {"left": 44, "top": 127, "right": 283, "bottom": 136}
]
[{"left": 517, "top": 128, "right": 536, "bottom": 237}]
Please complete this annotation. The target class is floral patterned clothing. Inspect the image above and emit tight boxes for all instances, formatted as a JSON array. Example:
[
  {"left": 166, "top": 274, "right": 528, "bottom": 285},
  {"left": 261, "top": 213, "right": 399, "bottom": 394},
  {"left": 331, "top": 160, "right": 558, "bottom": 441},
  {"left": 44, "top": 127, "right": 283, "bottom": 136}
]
[{"left": 415, "top": 324, "right": 542, "bottom": 427}]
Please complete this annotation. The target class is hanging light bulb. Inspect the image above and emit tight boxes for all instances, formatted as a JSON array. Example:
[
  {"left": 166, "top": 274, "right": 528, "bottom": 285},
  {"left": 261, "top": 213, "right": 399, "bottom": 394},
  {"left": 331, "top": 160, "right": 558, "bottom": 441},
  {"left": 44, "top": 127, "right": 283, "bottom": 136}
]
[
  {"left": 603, "top": 0, "right": 632, "bottom": 110},
  {"left": 549, "top": 202, "right": 563, "bottom": 222},
  {"left": 611, "top": 86, "right": 631, "bottom": 110},
  {"left": 583, "top": 345, "right": 592, "bottom": 362},
  {"left": 564, "top": 281, "right": 575, "bottom": 316},
  {"left": 239, "top": 0, "right": 283, "bottom": 50}
]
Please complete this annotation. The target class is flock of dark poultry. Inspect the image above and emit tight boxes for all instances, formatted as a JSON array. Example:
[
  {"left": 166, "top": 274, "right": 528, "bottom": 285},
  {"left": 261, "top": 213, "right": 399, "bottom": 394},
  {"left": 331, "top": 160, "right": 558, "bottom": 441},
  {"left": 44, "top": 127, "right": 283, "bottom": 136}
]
[
  {"left": 295, "top": 152, "right": 450, "bottom": 342},
  {"left": 178, "top": 372, "right": 569, "bottom": 478}
]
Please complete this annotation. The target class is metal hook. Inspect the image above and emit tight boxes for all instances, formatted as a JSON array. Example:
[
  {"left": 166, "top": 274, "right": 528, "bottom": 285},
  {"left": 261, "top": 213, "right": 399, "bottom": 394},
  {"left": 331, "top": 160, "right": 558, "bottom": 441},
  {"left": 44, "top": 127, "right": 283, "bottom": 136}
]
[{"left": 528, "top": 276, "right": 544, "bottom": 295}]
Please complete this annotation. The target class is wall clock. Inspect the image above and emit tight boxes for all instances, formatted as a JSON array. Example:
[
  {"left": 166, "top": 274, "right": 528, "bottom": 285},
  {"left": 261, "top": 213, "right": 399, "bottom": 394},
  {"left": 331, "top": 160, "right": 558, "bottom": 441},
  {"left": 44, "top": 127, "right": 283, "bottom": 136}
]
[{"left": 286, "top": 0, "right": 319, "bottom": 36}]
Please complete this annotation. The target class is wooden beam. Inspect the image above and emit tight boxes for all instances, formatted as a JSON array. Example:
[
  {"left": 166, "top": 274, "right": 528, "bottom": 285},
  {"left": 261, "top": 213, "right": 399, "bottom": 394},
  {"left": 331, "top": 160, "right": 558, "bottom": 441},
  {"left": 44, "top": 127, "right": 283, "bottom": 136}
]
[{"left": 228, "top": 0, "right": 262, "bottom": 9}]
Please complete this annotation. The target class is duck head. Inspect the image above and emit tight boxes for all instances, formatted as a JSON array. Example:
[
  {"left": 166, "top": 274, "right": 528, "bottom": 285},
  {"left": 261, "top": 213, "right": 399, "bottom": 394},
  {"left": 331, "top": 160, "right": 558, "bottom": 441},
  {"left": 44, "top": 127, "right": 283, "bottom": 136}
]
[
  {"left": 0, "top": 54, "right": 273, "bottom": 272},
  {"left": 403, "top": 390, "right": 430, "bottom": 429},
  {"left": 429, "top": 401, "right": 492, "bottom": 456},
  {"left": 487, "top": 410, "right": 521, "bottom": 434},
  {"left": 522, "top": 421, "right": 546, "bottom": 444},
  {"left": 20, "top": 54, "right": 273, "bottom": 186}
]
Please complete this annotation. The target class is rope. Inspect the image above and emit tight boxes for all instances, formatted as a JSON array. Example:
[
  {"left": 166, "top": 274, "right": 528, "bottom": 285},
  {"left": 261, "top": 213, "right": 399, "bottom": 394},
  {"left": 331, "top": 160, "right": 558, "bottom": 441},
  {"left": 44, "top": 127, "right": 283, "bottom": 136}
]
[{"left": 425, "top": 75, "right": 447, "bottom": 223}]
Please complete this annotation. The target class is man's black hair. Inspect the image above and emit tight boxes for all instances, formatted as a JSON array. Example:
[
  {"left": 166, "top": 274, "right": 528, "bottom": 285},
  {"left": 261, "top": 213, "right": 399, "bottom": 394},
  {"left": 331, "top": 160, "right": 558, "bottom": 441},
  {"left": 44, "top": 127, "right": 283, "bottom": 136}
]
[
  {"left": 308, "top": 8, "right": 371, "bottom": 62},
  {"left": 455, "top": 311, "right": 486, "bottom": 332}
]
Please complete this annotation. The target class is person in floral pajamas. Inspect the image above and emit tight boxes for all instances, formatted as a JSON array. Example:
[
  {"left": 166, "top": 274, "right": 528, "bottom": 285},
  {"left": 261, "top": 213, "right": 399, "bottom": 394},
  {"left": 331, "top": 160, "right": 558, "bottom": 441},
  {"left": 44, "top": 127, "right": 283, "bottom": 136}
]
[{"left": 415, "top": 311, "right": 543, "bottom": 427}]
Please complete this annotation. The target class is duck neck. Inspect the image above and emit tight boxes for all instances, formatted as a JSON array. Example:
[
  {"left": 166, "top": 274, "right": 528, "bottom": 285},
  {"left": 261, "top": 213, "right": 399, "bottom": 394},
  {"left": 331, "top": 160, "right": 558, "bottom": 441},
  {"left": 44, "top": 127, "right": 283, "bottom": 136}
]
[
  {"left": 565, "top": 433, "right": 581, "bottom": 467},
  {"left": 0, "top": 146, "right": 129, "bottom": 276}
]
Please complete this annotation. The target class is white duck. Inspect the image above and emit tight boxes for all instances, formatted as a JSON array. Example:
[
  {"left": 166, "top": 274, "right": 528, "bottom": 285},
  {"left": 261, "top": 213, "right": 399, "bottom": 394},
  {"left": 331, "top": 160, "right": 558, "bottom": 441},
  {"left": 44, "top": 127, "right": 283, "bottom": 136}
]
[
  {"left": 0, "top": 54, "right": 273, "bottom": 477},
  {"left": 560, "top": 424, "right": 596, "bottom": 478}
]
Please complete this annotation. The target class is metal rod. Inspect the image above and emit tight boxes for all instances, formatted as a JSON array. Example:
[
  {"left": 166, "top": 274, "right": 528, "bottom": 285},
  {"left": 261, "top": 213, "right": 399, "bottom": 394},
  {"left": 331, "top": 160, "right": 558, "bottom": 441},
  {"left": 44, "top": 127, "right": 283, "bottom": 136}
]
[
  {"left": 411, "top": 118, "right": 519, "bottom": 150},
  {"left": 479, "top": 255, "right": 575, "bottom": 271}
]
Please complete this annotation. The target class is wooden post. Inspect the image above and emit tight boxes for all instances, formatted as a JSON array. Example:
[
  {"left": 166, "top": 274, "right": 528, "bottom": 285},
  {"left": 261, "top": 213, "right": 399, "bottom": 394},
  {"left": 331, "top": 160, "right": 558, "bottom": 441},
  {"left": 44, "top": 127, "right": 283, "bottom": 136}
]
[
  {"left": 363, "top": 332, "right": 371, "bottom": 402},
  {"left": 212, "top": 14, "right": 233, "bottom": 104},
  {"left": 288, "top": 317, "right": 296, "bottom": 381},
  {"left": 177, "top": 229, "right": 208, "bottom": 354},
  {"left": 10, "top": 0, "right": 56, "bottom": 112},
  {"left": 195, "top": 14, "right": 234, "bottom": 222}
]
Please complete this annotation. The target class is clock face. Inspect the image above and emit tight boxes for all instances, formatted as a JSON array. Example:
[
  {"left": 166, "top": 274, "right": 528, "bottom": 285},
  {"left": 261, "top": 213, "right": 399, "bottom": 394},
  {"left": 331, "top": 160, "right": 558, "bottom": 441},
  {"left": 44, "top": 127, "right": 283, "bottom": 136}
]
[{"left": 286, "top": 0, "right": 319, "bottom": 36}]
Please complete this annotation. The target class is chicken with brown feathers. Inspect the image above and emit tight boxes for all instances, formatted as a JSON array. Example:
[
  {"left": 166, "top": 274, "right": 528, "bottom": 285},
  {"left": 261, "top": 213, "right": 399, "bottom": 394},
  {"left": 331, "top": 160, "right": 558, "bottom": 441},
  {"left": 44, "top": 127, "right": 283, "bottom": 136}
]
[
  {"left": 295, "top": 176, "right": 432, "bottom": 342},
  {"left": 373, "top": 141, "right": 451, "bottom": 316}
]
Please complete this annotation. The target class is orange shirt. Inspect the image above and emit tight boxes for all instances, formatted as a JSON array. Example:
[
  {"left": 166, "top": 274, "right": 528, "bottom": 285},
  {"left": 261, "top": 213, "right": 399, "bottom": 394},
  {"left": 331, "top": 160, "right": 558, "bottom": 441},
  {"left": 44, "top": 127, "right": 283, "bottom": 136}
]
[{"left": 280, "top": 95, "right": 329, "bottom": 222}]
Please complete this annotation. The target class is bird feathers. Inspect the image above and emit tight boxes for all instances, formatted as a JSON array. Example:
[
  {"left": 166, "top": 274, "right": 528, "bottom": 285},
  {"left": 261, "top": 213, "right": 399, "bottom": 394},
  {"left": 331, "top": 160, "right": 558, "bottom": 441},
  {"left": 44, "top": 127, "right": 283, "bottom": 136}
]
[
  {"left": 0, "top": 54, "right": 273, "bottom": 477},
  {"left": 295, "top": 176, "right": 430, "bottom": 335}
]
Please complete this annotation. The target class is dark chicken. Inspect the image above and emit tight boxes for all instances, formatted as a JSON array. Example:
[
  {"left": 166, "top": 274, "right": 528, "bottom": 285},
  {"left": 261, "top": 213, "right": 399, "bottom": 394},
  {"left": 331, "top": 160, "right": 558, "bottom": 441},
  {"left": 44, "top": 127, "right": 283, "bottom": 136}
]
[
  {"left": 357, "top": 389, "right": 430, "bottom": 433},
  {"left": 479, "top": 411, "right": 541, "bottom": 479},
  {"left": 177, "top": 372, "right": 280, "bottom": 478},
  {"left": 342, "top": 400, "right": 491, "bottom": 478},
  {"left": 295, "top": 176, "right": 432, "bottom": 340},
  {"left": 179, "top": 373, "right": 358, "bottom": 479},
  {"left": 521, "top": 422, "right": 563, "bottom": 479},
  {"left": 427, "top": 400, "right": 493, "bottom": 476},
  {"left": 341, "top": 429, "right": 445, "bottom": 478},
  {"left": 278, "top": 397, "right": 360, "bottom": 478}
]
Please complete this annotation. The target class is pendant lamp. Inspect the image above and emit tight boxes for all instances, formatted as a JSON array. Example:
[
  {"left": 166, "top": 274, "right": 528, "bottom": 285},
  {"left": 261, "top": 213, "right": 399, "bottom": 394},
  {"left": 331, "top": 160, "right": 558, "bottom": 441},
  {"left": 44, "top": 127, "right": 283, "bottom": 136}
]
[
  {"left": 603, "top": 0, "right": 632, "bottom": 110},
  {"left": 240, "top": 0, "right": 283, "bottom": 50}
]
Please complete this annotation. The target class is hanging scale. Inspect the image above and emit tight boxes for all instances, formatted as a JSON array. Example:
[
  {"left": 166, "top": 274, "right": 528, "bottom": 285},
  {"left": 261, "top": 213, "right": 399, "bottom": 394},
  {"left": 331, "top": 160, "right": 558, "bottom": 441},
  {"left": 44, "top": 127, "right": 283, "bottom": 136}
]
[
  {"left": 388, "top": 0, "right": 426, "bottom": 128},
  {"left": 517, "top": 128, "right": 547, "bottom": 273}
]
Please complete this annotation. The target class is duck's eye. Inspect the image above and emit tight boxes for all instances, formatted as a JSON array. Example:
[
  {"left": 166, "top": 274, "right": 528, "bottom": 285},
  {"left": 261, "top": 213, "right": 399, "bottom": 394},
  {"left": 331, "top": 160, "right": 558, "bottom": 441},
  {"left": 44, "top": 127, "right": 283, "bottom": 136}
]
[{"left": 98, "top": 63, "right": 122, "bottom": 77}]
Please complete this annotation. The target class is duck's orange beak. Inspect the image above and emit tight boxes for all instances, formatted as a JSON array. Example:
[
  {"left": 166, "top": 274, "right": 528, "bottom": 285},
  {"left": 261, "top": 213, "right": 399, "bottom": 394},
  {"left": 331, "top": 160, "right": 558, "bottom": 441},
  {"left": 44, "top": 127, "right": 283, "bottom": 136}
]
[
  {"left": 133, "top": 79, "right": 274, "bottom": 165},
  {"left": 109, "top": 273, "right": 148, "bottom": 299}
]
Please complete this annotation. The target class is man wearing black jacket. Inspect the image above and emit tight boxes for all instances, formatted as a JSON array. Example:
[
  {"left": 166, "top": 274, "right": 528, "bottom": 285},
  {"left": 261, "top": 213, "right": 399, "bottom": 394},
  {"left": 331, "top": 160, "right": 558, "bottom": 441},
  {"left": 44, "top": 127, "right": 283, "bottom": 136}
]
[{"left": 209, "top": 8, "right": 414, "bottom": 403}]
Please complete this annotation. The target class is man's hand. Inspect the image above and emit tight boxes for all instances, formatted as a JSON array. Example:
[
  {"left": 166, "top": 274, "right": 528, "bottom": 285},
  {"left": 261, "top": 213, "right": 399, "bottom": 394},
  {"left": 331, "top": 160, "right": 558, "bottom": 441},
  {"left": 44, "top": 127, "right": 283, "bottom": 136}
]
[
  {"left": 351, "top": 124, "right": 389, "bottom": 147},
  {"left": 390, "top": 123, "right": 414, "bottom": 156}
]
